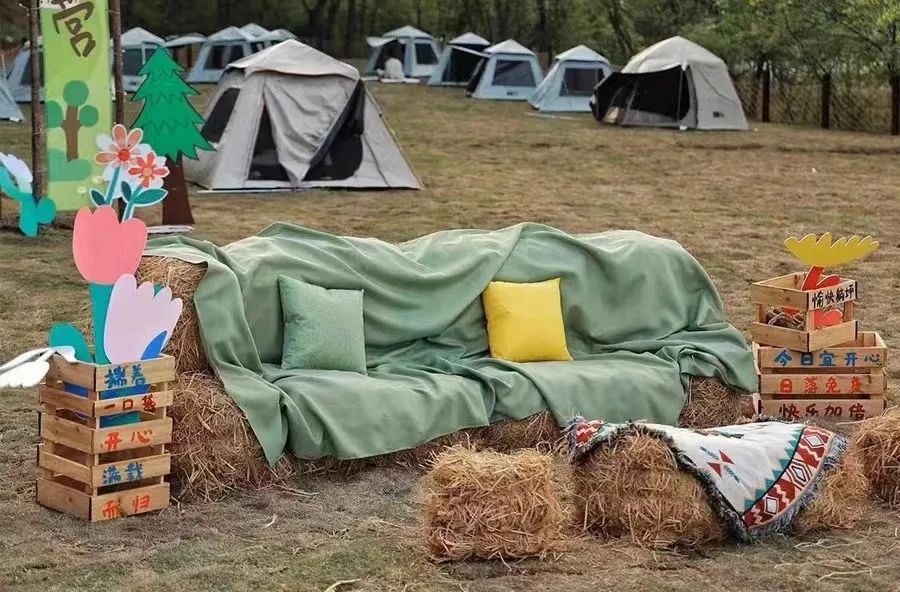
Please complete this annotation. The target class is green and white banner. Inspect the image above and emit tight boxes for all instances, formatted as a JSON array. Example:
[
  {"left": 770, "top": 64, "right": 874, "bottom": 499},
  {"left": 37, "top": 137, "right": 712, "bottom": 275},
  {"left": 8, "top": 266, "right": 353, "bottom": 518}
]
[{"left": 40, "top": 0, "right": 112, "bottom": 211}]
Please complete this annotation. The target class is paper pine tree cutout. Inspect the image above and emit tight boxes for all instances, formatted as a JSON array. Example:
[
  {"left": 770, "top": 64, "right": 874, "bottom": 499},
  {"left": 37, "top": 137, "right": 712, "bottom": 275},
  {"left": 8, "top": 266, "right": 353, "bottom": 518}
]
[
  {"left": 131, "top": 47, "right": 213, "bottom": 225},
  {"left": 782, "top": 233, "right": 879, "bottom": 328}
]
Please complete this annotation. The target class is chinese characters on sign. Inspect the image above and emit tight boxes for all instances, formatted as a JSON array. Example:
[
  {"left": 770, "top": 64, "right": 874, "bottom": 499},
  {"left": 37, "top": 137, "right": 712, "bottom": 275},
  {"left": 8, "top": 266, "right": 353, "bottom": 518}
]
[
  {"left": 777, "top": 402, "right": 869, "bottom": 421},
  {"left": 774, "top": 375, "right": 868, "bottom": 395},
  {"left": 101, "top": 427, "right": 154, "bottom": 451},
  {"left": 766, "top": 346, "right": 883, "bottom": 369},
  {"left": 103, "top": 363, "right": 145, "bottom": 390},
  {"left": 808, "top": 282, "right": 855, "bottom": 310},
  {"left": 47, "top": 0, "right": 97, "bottom": 57}
]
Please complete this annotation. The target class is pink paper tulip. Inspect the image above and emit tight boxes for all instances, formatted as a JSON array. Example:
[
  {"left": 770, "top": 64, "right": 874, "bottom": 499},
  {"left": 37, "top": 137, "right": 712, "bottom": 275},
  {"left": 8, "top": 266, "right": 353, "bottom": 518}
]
[
  {"left": 72, "top": 206, "right": 147, "bottom": 284},
  {"left": 104, "top": 274, "right": 183, "bottom": 364}
]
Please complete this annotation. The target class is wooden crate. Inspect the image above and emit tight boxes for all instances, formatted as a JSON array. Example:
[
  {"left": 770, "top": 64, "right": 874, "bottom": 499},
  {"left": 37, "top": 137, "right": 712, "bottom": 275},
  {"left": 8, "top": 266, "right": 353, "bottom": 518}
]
[
  {"left": 753, "top": 335, "right": 887, "bottom": 422},
  {"left": 750, "top": 272, "right": 858, "bottom": 352},
  {"left": 36, "top": 355, "right": 175, "bottom": 522}
]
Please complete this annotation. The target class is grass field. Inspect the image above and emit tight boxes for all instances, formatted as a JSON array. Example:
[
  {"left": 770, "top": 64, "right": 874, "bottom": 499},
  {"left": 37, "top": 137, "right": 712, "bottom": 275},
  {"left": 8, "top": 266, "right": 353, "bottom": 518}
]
[{"left": 1, "top": 83, "right": 899, "bottom": 591}]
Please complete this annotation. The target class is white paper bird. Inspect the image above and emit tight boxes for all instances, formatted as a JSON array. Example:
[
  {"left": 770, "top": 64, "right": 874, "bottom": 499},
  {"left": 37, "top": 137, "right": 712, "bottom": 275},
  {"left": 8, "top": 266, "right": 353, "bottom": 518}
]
[
  {"left": 0, "top": 347, "right": 77, "bottom": 389},
  {"left": 0, "top": 153, "right": 33, "bottom": 193}
]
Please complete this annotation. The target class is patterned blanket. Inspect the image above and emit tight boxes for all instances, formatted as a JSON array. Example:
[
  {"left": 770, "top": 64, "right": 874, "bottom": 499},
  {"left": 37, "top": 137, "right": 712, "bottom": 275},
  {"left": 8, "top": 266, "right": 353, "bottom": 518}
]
[{"left": 566, "top": 418, "right": 848, "bottom": 541}]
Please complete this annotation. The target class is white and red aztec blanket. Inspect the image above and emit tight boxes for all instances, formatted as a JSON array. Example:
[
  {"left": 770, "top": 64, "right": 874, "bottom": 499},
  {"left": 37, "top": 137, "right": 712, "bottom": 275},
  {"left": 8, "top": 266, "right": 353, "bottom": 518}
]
[{"left": 566, "top": 418, "right": 848, "bottom": 541}]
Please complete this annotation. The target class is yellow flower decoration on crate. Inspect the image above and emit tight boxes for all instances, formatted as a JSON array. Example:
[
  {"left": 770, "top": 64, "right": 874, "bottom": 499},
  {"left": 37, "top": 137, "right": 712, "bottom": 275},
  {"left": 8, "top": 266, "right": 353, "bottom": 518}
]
[{"left": 784, "top": 233, "right": 879, "bottom": 268}]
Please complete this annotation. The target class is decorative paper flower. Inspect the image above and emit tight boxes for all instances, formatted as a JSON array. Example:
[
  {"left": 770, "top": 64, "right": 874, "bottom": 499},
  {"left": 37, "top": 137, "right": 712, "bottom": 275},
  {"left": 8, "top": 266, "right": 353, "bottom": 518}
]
[
  {"left": 95, "top": 124, "right": 149, "bottom": 169},
  {"left": 784, "top": 233, "right": 879, "bottom": 268},
  {"left": 0, "top": 153, "right": 32, "bottom": 192},
  {"left": 104, "top": 274, "right": 183, "bottom": 364},
  {"left": 72, "top": 206, "right": 148, "bottom": 284},
  {"left": 127, "top": 152, "right": 169, "bottom": 189}
]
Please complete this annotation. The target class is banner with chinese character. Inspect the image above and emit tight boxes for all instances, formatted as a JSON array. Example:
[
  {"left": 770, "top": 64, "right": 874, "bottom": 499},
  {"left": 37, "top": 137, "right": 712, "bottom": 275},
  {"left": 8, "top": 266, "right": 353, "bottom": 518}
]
[{"left": 40, "top": 0, "right": 112, "bottom": 210}]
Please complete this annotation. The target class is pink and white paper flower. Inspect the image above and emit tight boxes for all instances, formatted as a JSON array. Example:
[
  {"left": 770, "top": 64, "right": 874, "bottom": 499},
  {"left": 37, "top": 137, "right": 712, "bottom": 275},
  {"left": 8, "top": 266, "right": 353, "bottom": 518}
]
[{"left": 103, "top": 274, "right": 183, "bottom": 363}]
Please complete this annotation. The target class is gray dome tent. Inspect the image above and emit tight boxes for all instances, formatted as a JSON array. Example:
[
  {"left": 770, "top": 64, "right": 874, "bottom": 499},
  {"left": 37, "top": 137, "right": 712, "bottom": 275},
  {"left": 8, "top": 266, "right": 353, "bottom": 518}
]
[
  {"left": 427, "top": 32, "right": 490, "bottom": 86},
  {"left": 186, "top": 40, "right": 421, "bottom": 191},
  {"left": 364, "top": 26, "right": 440, "bottom": 79},
  {"left": 592, "top": 36, "right": 747, "bottom": 130},
  {"left": 529, "top": 45, "right": 611, "bottom": 112}
]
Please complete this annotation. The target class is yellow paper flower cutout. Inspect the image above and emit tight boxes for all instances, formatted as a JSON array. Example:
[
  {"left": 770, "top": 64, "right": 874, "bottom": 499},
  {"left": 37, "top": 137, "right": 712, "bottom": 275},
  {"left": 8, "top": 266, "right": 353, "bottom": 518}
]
[{"left": 784, "top": 233, "right": 879, "bottom": 268}]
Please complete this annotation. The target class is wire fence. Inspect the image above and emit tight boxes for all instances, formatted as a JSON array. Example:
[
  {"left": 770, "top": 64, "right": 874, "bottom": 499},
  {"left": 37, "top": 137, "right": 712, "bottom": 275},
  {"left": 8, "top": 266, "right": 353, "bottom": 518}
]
[{"left": 734, "top": 67, "right": 897, "bottom": 135}]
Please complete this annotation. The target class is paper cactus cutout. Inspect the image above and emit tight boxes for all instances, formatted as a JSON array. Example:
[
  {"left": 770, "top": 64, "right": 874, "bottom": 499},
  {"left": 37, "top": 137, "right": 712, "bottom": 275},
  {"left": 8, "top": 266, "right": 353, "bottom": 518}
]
[
  {"left": 0, "top": 153, "right": 57, "bottom": 236},
  {"left": 45, "top": 80, "right": 100, "bottom": 161},
  {"left": 783, "top": 233, "right": 879, "bottom": 328},
  {"left": 784, "top": 234, "right": 879, "bottom": 269}
]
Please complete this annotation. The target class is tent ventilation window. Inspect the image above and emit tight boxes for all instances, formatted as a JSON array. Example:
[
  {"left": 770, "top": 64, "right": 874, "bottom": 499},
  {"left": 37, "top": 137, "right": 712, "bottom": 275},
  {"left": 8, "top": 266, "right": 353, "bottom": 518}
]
[
  {"left": 561, "top": 67, "right": 605, "bottom": 96},
  {"left": 414, "top": 42, "right": 438, "bottom": 65},
  {"left": 249, "top": 104, "right": 289, "bottom": 182},
  {"left": 207, "top": 46, "right": 226, "bottom": 70},
  {"left": 200, "top": 87, "right": 241, "bottom": 144},
  {"left": 492, "top": 59, "right": 535, "bottom": 87},
  {"left": 123, "top": 48, "right": 144, "bottom": 76}
]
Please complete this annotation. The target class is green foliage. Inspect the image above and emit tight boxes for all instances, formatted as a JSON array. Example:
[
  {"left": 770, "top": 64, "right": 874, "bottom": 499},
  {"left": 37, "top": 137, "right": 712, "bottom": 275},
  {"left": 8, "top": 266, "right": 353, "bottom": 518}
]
[
  {"left": 62, "top": 80, "right": 90, "bottom": 107},
  {"left": 45, "top": 101, "right": 64, "bottom": 129},
  {"left": 131, "top": 47, "right": 213, "bottom": 161},
  {"left": 47, "top": 149, "right": 92, "bottom": 181},
  {"left": 78, "top": 104, "right": 99, "bottom": 127}
]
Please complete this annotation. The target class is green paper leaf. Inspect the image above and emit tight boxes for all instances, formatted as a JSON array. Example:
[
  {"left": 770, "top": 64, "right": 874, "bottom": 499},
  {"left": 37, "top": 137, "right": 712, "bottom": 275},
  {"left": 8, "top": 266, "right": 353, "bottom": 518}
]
[
  {"left": 79, "top": 104, "right": 99, "bottom": 127},
  {"left": 49, "top": 323, "right": 93, "bottom": 363},
  {"left": 63, "top": 80, "right": 89, "bottom": 107},
  {"left": 17, "top": 199, "right": 39, "bottom": 237},
  {"left": 89, "top": 188, "right": 106, "bottom": 207},
  {"left": 130, "top": 187, "right": 167, "bottom": 206},
  {"left": 34, "top": 196, "right": 56, "bottom": 224},
  {"left": 121, "top": 180, "right": 133, "bottom": 201},
  {"left": 45, "top": 101, "right": 63, "bottom": 128}
]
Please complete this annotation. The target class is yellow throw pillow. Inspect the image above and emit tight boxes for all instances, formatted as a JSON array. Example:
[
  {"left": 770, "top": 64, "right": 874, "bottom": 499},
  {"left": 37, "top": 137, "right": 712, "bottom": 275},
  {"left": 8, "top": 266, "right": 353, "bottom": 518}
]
[{"left": 481, "top": 278, "right": 573, "bottom": 362}]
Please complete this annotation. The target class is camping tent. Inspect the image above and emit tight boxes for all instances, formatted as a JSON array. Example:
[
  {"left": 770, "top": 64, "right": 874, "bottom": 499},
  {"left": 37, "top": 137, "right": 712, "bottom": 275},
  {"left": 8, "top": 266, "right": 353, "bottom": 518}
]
[
  {"left": 529, "top": 45, "right": 611, "bottom": 112},
  {"left": 259, "top": 29, "right": 297, "bottom": 44},
  {"left": 241, "top": 23, "right": 270, "bottom": 40},
  {"left": 591, "top": 36, "right": 747, "bottom": 130},
  {"left": 185, "top": 40, "right": 421, "bottom": 191},
  {"left": 187, "top": 26, "right": 266, "bottom": 83},
  {"left": 466, "top": 39, "right": 543, "bottom": 100},
  {"left": 427, "top": 32, "right": 490, "bottom": 86},
  {"left": 0, "top": 73, "right": 23, "bottom": 121},
  {"left": 5, "top": 42, "right": 41, "bottom": 103},
  {"left": 165, "top": 33, "right": 206, "bottom": 70},
  {"left": 364, "top": 26, "right": 440, "bottom": 78},
  {"left": 122, "top": 27, "right": 166, "bottom": 92}
]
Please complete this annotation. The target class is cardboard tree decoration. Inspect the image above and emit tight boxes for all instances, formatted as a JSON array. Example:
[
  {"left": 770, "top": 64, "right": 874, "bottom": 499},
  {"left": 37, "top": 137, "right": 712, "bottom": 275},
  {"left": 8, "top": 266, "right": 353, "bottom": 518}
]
[
  {"left": 131, "top": 47, "right": 213, "bottom": 225},
  {"left": 783, "top": 233, "right": 879, "bottom": 328}
]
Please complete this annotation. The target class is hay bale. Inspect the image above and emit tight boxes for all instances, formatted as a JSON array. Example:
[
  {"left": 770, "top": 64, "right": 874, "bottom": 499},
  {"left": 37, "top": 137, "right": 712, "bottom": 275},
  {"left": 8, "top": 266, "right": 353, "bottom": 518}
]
[
  {"left": 851, "top": 407, "right": 900, "bottom": 508},
  {"left": 572, "top": 433, "right": 725, "bottom": 546},
  {"left": 572, "top": 432, "right": 867, "bottom": 547},
  {"left": 680, "top": 376, "right": 753, "bottom": 429},
  {"left": 170, "top": 372, "right": 293, "bottom": 501},
  {"left": 421, "top": 446, "right": 564, "bottom": 561},
  {"left": 792, "top": 446, "right": 869, "bottom": 533},
  {"left": 137, "top": 256, "right": 210, "bottom": 374}
]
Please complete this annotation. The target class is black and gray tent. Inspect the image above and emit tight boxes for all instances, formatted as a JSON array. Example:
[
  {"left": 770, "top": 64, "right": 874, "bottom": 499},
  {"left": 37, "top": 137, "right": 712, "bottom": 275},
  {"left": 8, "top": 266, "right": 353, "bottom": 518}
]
[
  {"left": 186, "top": 40, "right": 421, "bottom": 191},
  {"left": 591, "top": 36, "right": 747, "bottom": 130},
  {"left": 0, "top": 73, "right": 23, "bottom": 121},
  {"left": 427, "top": 32, "right": 490, "bottom": 86}
]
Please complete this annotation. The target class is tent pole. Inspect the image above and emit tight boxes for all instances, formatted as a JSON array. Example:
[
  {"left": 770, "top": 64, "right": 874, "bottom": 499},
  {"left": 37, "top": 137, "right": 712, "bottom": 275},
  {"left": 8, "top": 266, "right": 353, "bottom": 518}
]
[{"left": 28, "top": 0, "right": 44, "bottom": 208}]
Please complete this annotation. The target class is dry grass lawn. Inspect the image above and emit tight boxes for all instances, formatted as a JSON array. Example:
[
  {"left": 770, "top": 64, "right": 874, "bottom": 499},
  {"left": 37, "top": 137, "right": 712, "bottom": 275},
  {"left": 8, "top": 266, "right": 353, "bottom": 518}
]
[{"left": 1, "top": 83, "right": 899, "bottom": 591}]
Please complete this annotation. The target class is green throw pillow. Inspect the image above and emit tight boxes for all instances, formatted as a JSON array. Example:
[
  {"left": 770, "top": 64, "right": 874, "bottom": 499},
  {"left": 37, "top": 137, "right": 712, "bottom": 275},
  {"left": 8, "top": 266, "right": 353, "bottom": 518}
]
[{"left": 278, "top": 275, "right": 367, "bottom": 374}]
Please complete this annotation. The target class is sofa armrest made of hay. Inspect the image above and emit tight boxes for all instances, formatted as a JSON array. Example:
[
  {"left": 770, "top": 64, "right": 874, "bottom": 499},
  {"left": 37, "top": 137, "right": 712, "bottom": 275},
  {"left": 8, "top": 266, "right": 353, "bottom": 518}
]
[{"left": 138, "top": 222, "right": 757, "bottom": 489}]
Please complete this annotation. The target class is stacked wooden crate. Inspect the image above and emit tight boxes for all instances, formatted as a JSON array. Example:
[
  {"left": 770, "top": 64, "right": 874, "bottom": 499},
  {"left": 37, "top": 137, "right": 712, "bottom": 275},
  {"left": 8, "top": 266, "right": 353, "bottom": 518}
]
[
  {"left": 750, "top": 272, "right": 886, "bottom": 421},
  {"left": 36, "top": 355, "right": 175, "bottom": 521}
]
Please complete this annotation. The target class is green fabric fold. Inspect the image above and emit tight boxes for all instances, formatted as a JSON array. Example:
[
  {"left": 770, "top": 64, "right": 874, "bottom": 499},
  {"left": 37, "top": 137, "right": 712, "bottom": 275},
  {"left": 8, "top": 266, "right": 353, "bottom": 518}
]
[{"left": 147, "top": 223, "right": 757, "bottom": 464}]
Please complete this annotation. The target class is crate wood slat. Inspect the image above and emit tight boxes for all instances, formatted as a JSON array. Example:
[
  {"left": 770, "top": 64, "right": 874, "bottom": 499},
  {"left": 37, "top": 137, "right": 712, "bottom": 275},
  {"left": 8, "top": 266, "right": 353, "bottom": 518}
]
[
  {"left": 45, "top": 355, "right": 175, "bottom": 392},
  {"left": 92, "top": 418, "right": 173, "bottom": 454},
  {"left": 757, "top": 396, "right": 885, "bottom": 421},
  {"left": 759, "top": 372, "right": 885, "bottom": 396},
  {"left": 750, "top": 320, "right": 857, "bottom": 353},
  {"left": 750, "top": 272, "right": 858, "bottom": 311},
  {"left": 39, "top": 447, "right": 171, "bottom": 488},
  {"left": 39, "top": 385, "right": 174, "bottom": 418},
  {"left": 756, "top": 332, "right": 887, "bottom": 369},
  {"left": 36, "top": 478, "right": 92, "bottom": 521}
]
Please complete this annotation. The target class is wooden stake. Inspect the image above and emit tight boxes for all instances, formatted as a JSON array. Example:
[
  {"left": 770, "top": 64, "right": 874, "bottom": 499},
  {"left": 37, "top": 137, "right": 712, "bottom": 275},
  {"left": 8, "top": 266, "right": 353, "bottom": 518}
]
[
  {"left": 28, "top": 0, "right": 45, "bottom": 205},
  {"left": 109, "top": 0, "right": 125, "bottom": 218}
]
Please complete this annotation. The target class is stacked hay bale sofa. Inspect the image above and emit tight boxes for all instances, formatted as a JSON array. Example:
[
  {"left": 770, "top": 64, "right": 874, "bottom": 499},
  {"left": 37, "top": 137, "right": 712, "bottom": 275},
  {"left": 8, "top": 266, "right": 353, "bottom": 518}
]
[{"left": 137, "top": 222, "right": 759, "bottom": 500}]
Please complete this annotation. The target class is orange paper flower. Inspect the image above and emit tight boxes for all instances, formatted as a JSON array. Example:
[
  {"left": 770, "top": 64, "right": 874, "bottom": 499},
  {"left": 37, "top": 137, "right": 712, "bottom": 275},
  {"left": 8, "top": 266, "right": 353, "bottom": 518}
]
[
  {"left": 127, "top": 152, "right": 170, "bottom": 189},
  {"left": 95, "top": 124, "right": 145, "bottom": 168}
]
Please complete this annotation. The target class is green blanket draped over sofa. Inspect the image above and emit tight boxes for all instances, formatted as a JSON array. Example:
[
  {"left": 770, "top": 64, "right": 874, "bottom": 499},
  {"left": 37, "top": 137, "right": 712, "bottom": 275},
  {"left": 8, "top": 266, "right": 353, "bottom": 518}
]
[{"left": 147, "top": 223, "right": 757, "bottom": 464}]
